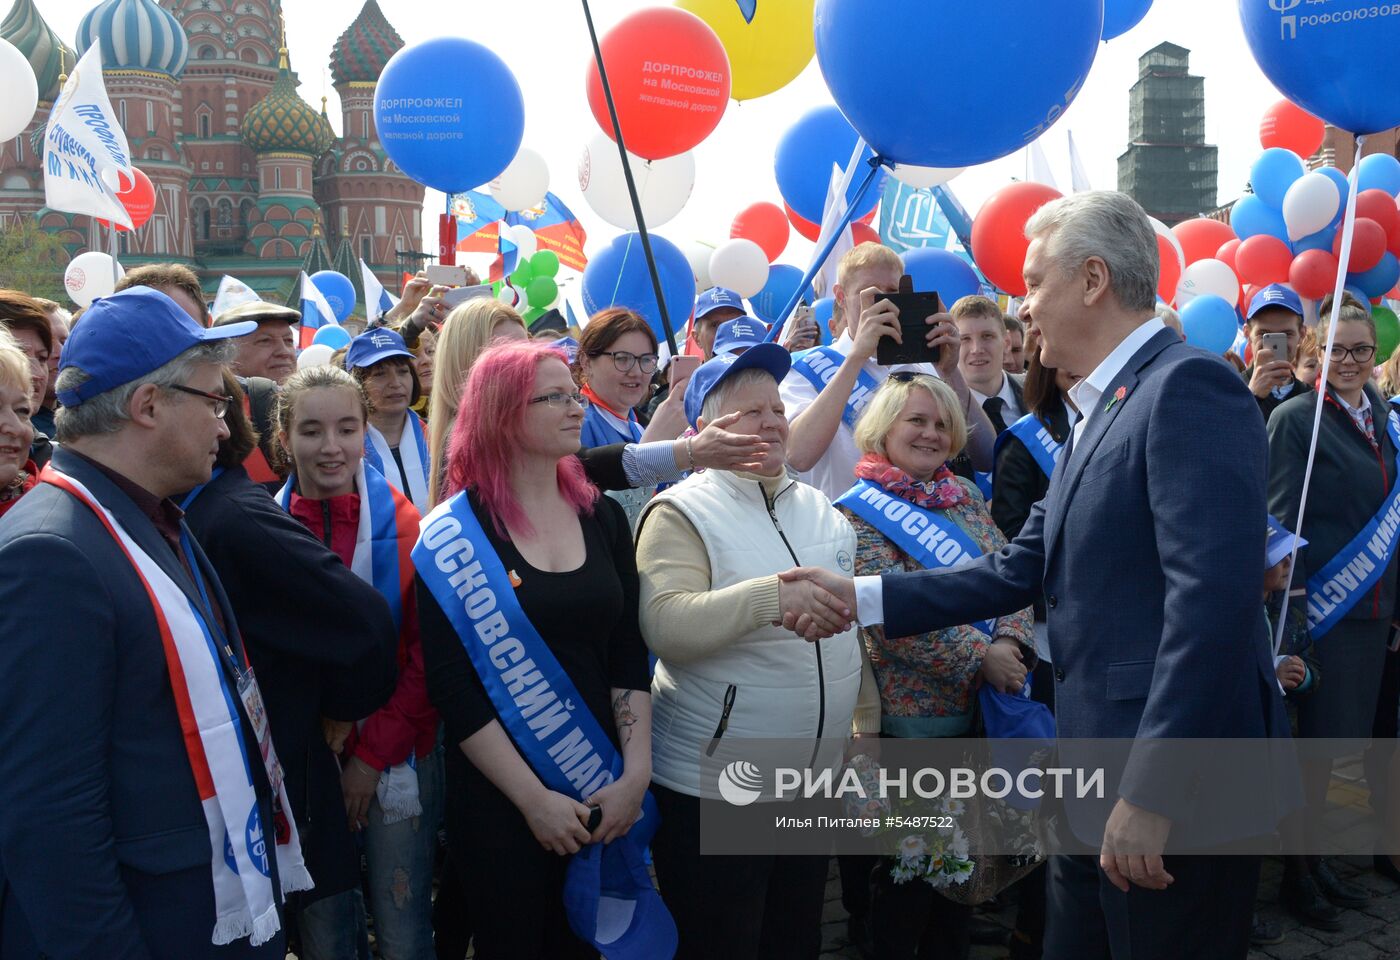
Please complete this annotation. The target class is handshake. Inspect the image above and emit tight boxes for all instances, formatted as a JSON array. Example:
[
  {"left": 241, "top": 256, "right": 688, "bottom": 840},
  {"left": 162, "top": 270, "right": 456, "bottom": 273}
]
[{"left": 773, "top": 567, "right": 860, "bottom": 641}]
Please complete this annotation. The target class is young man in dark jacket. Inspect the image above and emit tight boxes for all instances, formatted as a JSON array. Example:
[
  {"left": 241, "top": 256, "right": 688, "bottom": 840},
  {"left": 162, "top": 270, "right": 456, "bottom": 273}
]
[{"left": 1243, "top": 284, "right": 1313, "bottom": 423}]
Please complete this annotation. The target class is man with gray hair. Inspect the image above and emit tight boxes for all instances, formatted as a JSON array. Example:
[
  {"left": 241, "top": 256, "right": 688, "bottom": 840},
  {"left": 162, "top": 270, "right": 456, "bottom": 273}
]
[
  {"left": 784, "top": 191, "right": 1297, "bottom": 959},
  {"left": 0, "top": 288, "right": 308, "bottom": 958}
]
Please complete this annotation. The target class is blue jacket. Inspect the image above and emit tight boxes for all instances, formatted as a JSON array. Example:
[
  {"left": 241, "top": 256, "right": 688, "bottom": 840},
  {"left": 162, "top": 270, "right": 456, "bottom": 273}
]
[
  {"left": 0, "top": 448, "right": 282, "bottom": 960},
  {"left": 881, "top": 329, "right": 1299, "bottom": 845}
]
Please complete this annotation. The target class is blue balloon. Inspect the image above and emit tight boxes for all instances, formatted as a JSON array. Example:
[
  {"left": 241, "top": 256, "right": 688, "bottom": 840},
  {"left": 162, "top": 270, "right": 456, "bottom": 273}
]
[
  {"left": 310, "top": 270, "right": 356, "bottom": 322},
  {"left": 751, "top": 264, "right": 806, "bottom": 324},
  {"left": 774, "top": 106, "right": 886, "bottom": 224},
  {"left": 1349, "top": 253, "right": 1400, "bottom": 300},
  {"left": 580, "top": 233, "right": 695, "bottom": 349},
  {"left": 1102, "top": 0, "right": 1152, "bottom": 39},
  {"left": 374, "top": 38, "right": 524, "bottom": 193},
  {"left": 1316, "top": 166, "right": 1351, "bottom": 231},
  {"left": 1249, "top": 148, "right": 1305, "bottom": 209},
  {"left": 901, "top": 248, "right": 980, "bottom": 305},
  {"left": 1291, "top": 225, "right": 1337, "bottom": 255},
  {"left": 1241, "top": 0, "right": 1400, "bottom": 136},
  {"left": 311, "top": 324, "right": 352, "bottom": 350},
  {"left": 1180, "top": 295, "right": 1239, "bottom": 355},
  {"left": 1230, "top": 194, "right": 1289, "bottom": 243},
  {"left": 1344, "top": 285, "right": 1372, "bottom": 311},
  {"left": 814, "top": 0, "right": 1102, "bottom": 167},
  {"left": 812, "top": 296, "right": 835, "bottom": 345},
  {"left": 1358, "top": 154, "right": 1400, "bottom": 197}
]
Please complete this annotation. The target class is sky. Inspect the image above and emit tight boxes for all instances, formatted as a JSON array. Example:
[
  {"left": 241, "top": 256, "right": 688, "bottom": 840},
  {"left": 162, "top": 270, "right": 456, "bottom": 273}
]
[{"left": 34, "top": 0, "right": 1293, "bottom": 272}]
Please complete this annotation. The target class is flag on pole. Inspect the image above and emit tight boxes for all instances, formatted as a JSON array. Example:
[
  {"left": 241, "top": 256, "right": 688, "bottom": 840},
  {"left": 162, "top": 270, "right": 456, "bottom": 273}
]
[
  {"left": 735, "top": 0, "right": 757, "bottom": 22},
  {"left": 297, "top": 271, "right": 338, "bottom": 349},
  {"left": 212, "top": 275, "right": 261, "bottom": 319},
  {"left": 361, "top": 259, "right": 396, "bottom": 325},
  {"left": 507, "top": 193, "right": 589, "bottom": 272},
  {"left": 1068, "top": 131, "right": 1093, "bottom": 193},
  {"left": 42, "top": 45, "right": 134, "bottom": 229},
  {"left": 1025, "top": 140, "right": 1059, "bottom": 190}
]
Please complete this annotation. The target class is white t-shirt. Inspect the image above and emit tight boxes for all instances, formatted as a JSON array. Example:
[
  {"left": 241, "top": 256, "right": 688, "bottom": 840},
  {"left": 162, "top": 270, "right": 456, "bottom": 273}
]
[{"left": 778, "top": 332, "right": 940, "bottom": 501}]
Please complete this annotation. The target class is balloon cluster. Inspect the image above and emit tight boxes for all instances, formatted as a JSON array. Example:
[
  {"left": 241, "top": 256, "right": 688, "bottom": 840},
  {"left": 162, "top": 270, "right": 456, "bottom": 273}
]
[{"left": 507, "top": 251, "right": 562, "bottom": 325}]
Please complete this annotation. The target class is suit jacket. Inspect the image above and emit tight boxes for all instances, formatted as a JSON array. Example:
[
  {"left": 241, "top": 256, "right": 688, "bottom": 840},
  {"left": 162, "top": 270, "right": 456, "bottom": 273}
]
[
  {"left": 882, "top": 329, "right": 1297, "bottom": 844},
  {"left": 0, "top": 448, "right": 283, "bottom": 959}
]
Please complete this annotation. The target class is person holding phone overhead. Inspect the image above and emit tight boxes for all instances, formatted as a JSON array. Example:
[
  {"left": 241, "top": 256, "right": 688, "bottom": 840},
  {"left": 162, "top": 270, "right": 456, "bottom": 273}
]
[
  {"left": 1243, "top": 285, "right": 1312, "bottom": 423},
  {"left": 780, "top": 242, "right": 997, "bottom": 502}
]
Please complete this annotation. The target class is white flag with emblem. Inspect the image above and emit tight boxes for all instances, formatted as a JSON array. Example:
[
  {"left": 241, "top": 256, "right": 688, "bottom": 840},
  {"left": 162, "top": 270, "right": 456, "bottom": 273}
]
[
  {"left": 42, "top": 45, "right": 134, "bottom": 229},
  {"left": 212, "top": 275, "right": 261, "bottom": 319}
]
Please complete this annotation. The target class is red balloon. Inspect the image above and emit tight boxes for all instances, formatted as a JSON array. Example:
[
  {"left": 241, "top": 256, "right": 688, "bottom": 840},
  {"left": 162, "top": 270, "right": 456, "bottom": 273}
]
[
  {"left": 1289, "top": 248, "right": 1339, "bottom": 300},
  {"left": 731, "top": 202, "right": 790, "bottom": 262},
  {"left": 585, "top": 8, "right": 730, "bottom": 161},
  {"left": 1216, "top": 238, "right": 1241, "bottom": 273},
  {"left": 1172, "top": 218, "right": 1237, "bottom": 266},
  {"left": 1235, "top": 235, "right": 1293, "bottom": 286},
  {"left": 1240, "top": 283, "right": 1261, "bottom": 314},
  {"left": 1392, "top": 198, "right": 1400, "bottom": 258},
  {"left": 849, "top": 222, "right": 881, "bottom": 246},
  {"left": 970, "top": 182, "right": 1063, "bottom": 296},
  {"left": 1156, "top": 234, "right": 1181, "bottom": 303},
  {"left": 1259, "top": 100, "right": 1326, "bottom": 158},
  {"left": 1332, "top": 217, "right": 1387, "bottom": 273},
  {"left": 95, "top": 167, "right": 155, "bottom": 233},
  {"left": 1356, "top": 190, "right": 1400, "bottom": 247}
]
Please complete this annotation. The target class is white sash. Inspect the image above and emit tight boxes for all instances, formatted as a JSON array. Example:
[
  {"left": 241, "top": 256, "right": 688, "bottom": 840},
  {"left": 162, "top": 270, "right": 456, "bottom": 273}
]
[{"left": 366, "top": 411, "right": 430, "bottom": 514}]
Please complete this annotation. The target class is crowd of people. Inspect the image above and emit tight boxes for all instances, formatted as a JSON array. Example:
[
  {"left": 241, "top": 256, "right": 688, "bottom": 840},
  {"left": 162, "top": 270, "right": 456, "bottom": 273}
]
[{"left": 0, "top": 189, "right": 1398, "bottom": 960}]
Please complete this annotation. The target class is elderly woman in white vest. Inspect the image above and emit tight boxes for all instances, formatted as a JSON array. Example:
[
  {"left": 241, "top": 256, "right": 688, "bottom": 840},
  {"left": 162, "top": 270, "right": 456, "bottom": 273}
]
[{"left": 635, "top": 340, "right": 878, "bottom": 960}]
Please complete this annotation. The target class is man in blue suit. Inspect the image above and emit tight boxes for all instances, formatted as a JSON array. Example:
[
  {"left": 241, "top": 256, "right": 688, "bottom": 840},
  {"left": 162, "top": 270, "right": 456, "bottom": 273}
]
[
  {"left": 0, "top": 289, "right": 293, "bottom": 959},
  {"left": 784, "top": 192, "right": 1297, "bottom": 959}
]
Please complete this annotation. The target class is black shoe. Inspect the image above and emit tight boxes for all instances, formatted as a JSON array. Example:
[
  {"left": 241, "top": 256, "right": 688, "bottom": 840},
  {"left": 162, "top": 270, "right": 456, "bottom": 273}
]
[
  {"left": 1312, "top": 858, "right": 1370, "bottom": 908},
  {"left": 1250, "top": 913, "right": 1285, "bottom": 947},
  {"left": 1280, "top": 872, "right": 1345, "bottom": 932},
  {"left": 846, "top": 913, "right": 873, "bottom": 960},
  {"left": 1375, "top": 853, "right": 1400, "bottom": 888},
  {"left": 968, "top": 916, "right": 1009, "bottom": 946}
]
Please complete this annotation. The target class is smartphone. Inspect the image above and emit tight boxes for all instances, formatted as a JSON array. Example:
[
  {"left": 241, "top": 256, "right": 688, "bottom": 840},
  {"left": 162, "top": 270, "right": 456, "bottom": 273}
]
[
  {"left": 440, "top": 283, "right": 493, "bottom": 307},
  {"left": 1258, "top": 332, "right": 1289, "bottom": 363},
  {"left": 669, "top": 354, "right": 702, "bottom": 396},
  {"left": 876, "top": 290, "right": 944, "bottom": 366},
  {"left": 425, "top": 263, "right": 470, "bottom": 287}
]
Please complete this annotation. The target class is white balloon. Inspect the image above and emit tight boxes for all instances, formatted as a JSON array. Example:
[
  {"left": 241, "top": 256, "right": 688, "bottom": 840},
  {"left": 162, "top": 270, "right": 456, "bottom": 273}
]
[
  {"left": 504, "top": 223, "right": 537, "bottom": 259},
  {"left": 1175, "top": 258, "right": 1239, "bottom": 308},
  {"left": 1148, "top": 216, "right": 1185, "bottom": 272},
  {"left": 496, "top": 283, "right": 520, "bottom": 307},
  {"left": 490, "top": 147, "right": 550, "bottom": 213},
  {"left": 0, "top": 38, "right": 38, "bottom": 143},
  {"left": 686, "top": 243, "right": 714, "bottom": 291},
  {"left": 296, "top": 343, "right": 335, "bottom": 370},
  {"left": 891, "top": 163, "right": 965, "bottom": 189},
  {"left": 1282, "top": 172, "right": 1341, "bottom": 242},
  {"left": 708, "top": 238, "right": 769, "bottom": 299},
  {"left": 63, "top": 251, "right": 125, "bottom": 308},
  {"left": 578, "top": 132, "right": 695, "bottom": 230}
]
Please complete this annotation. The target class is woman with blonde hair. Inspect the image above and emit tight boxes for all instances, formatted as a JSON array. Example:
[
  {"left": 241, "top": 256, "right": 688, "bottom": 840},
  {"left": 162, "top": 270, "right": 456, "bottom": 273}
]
[{"left": 0, "top": 328, "right": 37, "bottom": 518}]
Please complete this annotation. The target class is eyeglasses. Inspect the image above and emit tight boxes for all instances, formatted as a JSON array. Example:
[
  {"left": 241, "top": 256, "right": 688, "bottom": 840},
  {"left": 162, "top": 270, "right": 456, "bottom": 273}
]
[
  {"left": 593, "top": 350, "right": 659, "bottom": 375},
  {"left": 170, "top": 384, "right": 234, "bottom": 419},
  {"left": 528, "top": 391, "right": 589, "bottom": 410},
  {"left": 1329, "top": 344, "right": 1376, "bottom": 364}
]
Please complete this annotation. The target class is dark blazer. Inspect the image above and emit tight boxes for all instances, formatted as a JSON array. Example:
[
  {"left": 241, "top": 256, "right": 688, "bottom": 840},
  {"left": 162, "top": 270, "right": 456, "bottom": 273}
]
[
  {"left": 991, "top": 401, "right": 1072, "bottom": 622},
  {"left": 1243, "top": 364, "right": 1314, "bottom": 424},
  {"left": 0, "top": 448, "right": 284, "bottom": 959},
  {"left": 1267, "top": 383, "right": 1400, "bottom": 623},
  {"left": 181, "top": 465, "right": 399, "bottom": 904},
  {"left": 881, "top": 329, "right": 1297, "bottom": 843}
]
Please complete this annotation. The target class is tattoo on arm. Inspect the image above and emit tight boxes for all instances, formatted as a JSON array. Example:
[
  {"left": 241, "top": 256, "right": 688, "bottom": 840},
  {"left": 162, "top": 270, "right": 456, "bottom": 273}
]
[{"left": 612, "top": 690, "right": 639, "bottom": 746}]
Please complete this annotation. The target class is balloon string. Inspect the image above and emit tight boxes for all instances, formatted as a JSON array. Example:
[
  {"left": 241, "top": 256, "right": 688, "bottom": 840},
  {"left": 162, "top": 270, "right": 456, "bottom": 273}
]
[
  {"left": 1273, "top": 136, "right": 1365, "bottom": 659},
  {"left": 579, "top": 0, "right": 679, "bottom": 358}
]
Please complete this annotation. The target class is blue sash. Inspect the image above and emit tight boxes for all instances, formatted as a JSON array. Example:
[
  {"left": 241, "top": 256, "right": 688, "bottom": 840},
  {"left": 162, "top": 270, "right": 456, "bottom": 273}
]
[
  {"left": 580, "top": 403, "right": 643, "bottom": 449},
  {"left": 835, "top": 478, "right": 996, "bottom": 638},
  {"left": 789, "top": 346, "right": 882, "bottom": 429},
  {"left": 1306, "top": 406, "right": 1400, "bottom": 638},
  {"left": 412, "top": 493, "right": 674, "bottom": 956},
  {"left": 994, "top": 413, "right": 1065, "bottom": 480},
  {"left": 973, "top": 471, "right": 994, "bottom": 501}
]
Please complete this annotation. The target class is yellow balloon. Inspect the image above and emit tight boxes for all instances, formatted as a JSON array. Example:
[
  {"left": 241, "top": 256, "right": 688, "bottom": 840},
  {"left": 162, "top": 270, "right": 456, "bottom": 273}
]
[{"left": 675, "top": 0, "right": 814, "bottom": 102}]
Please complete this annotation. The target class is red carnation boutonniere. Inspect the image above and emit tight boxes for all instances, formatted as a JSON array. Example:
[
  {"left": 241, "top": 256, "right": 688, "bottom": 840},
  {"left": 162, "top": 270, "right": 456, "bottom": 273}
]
[{"left": 1104, "top": 385, "right": 1129, "bottom": 413}]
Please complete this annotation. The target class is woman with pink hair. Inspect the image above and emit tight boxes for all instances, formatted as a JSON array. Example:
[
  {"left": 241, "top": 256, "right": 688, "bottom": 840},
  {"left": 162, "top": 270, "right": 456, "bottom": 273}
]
[{"left": 414, "top": 341, "right": 665, "bottom": 959}]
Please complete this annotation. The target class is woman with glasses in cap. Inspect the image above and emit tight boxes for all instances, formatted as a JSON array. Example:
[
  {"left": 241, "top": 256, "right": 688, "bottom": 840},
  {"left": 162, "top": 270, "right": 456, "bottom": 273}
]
[{"left": 345, "top": 328, "right": 431, "bottom": 514}]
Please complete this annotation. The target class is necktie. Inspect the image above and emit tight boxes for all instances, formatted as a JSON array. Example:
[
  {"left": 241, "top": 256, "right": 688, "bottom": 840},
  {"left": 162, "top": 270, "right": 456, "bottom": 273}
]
[{"left": 983, "top": 395, "right": 1008, "bottom": 435}]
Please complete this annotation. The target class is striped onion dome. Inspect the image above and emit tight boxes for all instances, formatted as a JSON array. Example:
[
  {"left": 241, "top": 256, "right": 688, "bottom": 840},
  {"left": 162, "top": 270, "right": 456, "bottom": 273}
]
[
  {"left": 75, "top": 0, "right": 189, "bottom": 78},
  {"left": 1, "top": 0, "right": 76, "bottom": 101},
  {"left": 329, "top": 0, "right": 402, "bottom": 86},
  {"left": 241, "top": 48, "right": 333, "bottom": 157}
]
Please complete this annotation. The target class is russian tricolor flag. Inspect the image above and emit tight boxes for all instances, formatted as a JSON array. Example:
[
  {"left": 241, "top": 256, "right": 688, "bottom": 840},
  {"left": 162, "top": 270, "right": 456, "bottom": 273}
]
[
  {"left": 361, "top": 259, "right": 398, "bottom": 325},
  {"left": 297, "top": 271, "right": 339, "bottom": 349}
]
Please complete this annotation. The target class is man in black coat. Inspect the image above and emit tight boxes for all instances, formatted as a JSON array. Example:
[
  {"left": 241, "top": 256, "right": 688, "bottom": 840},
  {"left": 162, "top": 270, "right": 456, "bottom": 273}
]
[{"left": 1243, "top": 284, "right": 1313, "bottom": 423}]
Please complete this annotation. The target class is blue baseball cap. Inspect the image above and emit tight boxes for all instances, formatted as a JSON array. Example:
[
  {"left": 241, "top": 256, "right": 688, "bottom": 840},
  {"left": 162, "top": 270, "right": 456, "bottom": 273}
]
[
  {"left": 694, "top": 286, "right": 745, "bottom": 319},
  {"left": 1266, "top": 515, "right": 1307, "bottom": 570},
  {"left": 345, "top": 328, "right": 414, "bottom": 371},
  {"left": 57, "top": 288, "right": 257, "bottom": 407},
  {"left": 683, "top": 341, "right": 792, "bottom": 429},
  {"left": 550, "top": 336, "right": 580, "bottom": 364},
  {"left": 712, "top": 317, "right": 768, "bottom": 356},
  {"left": 1247, "top": 284, "right": 1304, "bottom": 321}
]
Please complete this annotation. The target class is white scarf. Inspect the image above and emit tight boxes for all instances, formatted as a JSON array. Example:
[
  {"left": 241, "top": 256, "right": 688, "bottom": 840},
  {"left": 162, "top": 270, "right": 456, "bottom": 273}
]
[{"left": 366, "top": 411, "right": 429, "bottom": 515}]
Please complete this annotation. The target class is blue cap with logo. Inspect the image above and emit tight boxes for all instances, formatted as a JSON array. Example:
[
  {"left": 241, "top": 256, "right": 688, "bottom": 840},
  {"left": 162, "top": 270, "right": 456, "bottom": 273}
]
[
  {"left": 57, "top": 288, "right": 258, "bottom": 407},
  {"left": 1247, "top": 284, "right": 1304, "bottom": 321},
  {"left": 346, "top": 328, "right": 415, "bottom": 371},
  {"left": 683, "top": 341, "right": 792, "bottom": 429},
  {"left": 694, "top": 286, "right": 745, "bottom": 319},
  {"left": 712, "top": 317, "right": 768, "bottom": 356},
  {"left": 1266, "top": 515, "right": 1308, "bottom": 570}
]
